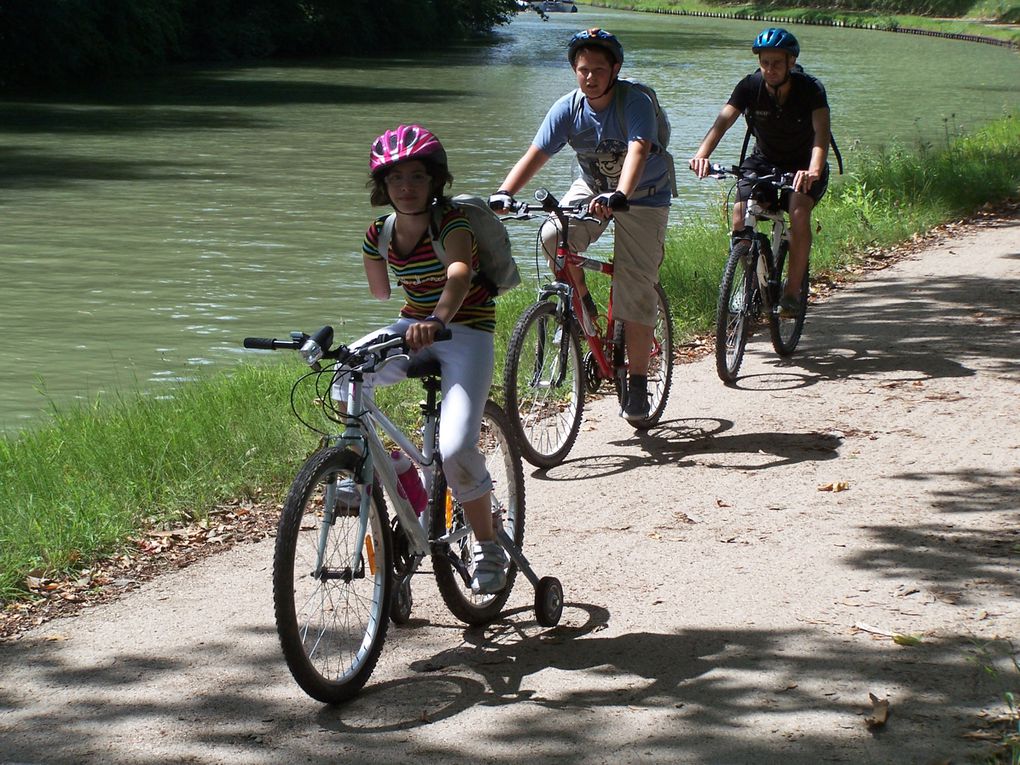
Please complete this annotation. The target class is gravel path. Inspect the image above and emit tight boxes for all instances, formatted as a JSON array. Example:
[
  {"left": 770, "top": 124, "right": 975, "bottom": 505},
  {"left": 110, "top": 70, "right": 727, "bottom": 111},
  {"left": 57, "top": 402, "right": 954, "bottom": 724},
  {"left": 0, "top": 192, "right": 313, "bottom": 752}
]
[{"left": 2, "top": 215, "right": 1018, "bottom": 765}]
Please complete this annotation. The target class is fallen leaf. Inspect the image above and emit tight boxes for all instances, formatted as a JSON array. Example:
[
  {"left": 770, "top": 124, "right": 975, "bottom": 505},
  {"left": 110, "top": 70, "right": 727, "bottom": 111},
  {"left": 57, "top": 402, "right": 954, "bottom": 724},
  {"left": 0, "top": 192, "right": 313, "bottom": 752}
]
[
  {"left": 819, "top": 481, "right": 851, "bottom": 492},
  {"left": 892, "top": 633, "right": 923, "bottom": 646},
  {"left": 865, "top": 693, "right": 890, "bottom": 728},
  {"left": 961, "top": 730, "right": 1000, "bottom": 741},
  {"left": 853, "top": 622, "right": 896, "bottom": 637}
]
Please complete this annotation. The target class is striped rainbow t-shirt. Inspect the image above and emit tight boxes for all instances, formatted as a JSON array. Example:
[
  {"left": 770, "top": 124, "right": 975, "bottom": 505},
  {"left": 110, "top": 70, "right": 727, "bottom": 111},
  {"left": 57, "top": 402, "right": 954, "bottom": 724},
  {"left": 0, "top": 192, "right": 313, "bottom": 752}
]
[{"left": 363, "top": 204, "right": 496, "bottom": 333}]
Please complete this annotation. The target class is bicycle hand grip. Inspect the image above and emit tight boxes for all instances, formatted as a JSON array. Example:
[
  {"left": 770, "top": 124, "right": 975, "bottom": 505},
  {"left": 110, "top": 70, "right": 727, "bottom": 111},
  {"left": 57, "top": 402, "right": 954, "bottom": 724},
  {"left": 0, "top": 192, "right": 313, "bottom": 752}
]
[
  {"left": 243, "top": 337, "right": 279, "bottom": 350},
  {"left": 435, "top": 328, "right": 452, "bottom": 342}
]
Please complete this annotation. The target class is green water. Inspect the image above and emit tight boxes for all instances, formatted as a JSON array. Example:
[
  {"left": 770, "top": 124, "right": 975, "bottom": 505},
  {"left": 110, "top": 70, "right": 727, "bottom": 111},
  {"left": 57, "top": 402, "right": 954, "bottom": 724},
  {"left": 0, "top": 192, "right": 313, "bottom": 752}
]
[{"left": 2, "top": 8, "right": 1018, "bottom": 432}]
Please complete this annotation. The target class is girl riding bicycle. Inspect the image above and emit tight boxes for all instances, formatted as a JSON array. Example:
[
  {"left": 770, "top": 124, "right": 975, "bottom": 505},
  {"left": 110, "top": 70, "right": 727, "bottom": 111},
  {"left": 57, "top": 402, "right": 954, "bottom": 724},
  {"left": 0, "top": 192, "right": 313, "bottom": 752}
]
[{"left": 332, "top": 124, "right": 506, "bottom": 595}]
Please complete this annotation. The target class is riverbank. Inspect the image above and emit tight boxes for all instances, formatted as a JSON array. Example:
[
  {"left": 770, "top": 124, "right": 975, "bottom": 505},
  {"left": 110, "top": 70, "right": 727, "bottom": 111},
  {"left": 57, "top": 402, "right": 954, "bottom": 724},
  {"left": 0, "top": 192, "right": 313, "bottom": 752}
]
[
  {"left": 2, "top": 115, "right": 1019, "bottom": 610},
  {"left": 583, "top": 0, "right": 1020, "bottom": 46}
]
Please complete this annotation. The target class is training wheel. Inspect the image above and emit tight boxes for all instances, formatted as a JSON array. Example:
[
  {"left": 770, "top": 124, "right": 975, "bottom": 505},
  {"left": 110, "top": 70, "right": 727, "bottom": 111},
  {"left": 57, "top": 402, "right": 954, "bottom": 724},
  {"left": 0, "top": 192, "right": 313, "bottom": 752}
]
[
  {"left": 390, "top": 579, "right": 413, "bottom": 625},
  {"left": 535, "top": 576, "right": 564, "bottom": 627}
]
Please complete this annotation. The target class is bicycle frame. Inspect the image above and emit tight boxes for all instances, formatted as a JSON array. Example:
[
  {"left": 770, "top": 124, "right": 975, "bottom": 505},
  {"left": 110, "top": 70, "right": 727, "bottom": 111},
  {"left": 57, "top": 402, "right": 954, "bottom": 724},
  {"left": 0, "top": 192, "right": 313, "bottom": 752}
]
[
  {"left": 743, "top": 199, "right": 791, "bottom": 309},
  {"left": 317, "top": 348, "right": 441, "bottom": 581},
  {"left": 548, "top": 243, "right": 617, "bottom": 378}
]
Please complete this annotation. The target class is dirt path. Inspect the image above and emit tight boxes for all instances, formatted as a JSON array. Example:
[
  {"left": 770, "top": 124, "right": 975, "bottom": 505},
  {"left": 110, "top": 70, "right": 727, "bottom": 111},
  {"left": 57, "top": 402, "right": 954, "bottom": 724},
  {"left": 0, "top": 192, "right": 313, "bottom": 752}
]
[{"left": 2, "top": 216, "right": 1018, "bottom": 764}]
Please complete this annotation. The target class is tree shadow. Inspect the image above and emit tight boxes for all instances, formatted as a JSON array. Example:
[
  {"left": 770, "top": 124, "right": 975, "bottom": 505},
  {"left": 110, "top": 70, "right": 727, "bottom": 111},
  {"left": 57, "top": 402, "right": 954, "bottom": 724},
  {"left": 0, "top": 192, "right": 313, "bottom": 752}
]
[
  {"left": 529, "top": 418, "right": 841, "bottom": 483},
  {"left": 0, "top": 70, "right": 466, "bottom": 192},
  {"left": 0, "top": 146, "right": 205, "bottom": 188},
  {"left": 1, "top": 606, "right": 1014, "bottom": 763},
  {"left": 846, "top": 467, "right": 1020, "bottom": 599},
  {"left": 764, "top": 267, "right": 1020, "bottom": 385}
]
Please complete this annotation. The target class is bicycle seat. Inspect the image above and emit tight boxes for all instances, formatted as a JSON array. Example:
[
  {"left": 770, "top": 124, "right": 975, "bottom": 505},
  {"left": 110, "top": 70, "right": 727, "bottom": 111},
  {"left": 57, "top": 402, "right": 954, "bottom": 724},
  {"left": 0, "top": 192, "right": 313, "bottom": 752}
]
[{"left": 407, "top": 358, "right": 441, "bottom": 379}]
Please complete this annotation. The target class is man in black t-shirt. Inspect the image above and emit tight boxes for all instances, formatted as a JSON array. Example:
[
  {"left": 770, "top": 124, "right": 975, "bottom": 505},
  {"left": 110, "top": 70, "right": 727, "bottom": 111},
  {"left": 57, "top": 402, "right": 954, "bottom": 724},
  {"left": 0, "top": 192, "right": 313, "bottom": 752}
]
[{"left": 690, "top": 27, "right": 831, "bottom": 318}]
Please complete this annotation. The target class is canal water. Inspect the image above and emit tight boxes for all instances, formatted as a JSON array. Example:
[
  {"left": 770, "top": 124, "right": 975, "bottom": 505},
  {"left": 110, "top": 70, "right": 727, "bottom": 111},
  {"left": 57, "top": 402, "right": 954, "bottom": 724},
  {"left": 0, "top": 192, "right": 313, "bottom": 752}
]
[{"left": 2, "top": 7, "right": 1019, "bottom": 431}]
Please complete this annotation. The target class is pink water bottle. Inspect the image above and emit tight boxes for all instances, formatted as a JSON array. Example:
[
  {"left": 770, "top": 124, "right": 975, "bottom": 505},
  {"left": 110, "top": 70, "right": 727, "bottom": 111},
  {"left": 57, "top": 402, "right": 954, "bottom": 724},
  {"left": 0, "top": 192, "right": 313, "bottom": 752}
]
[{"left": 390, "top": 450, "right": 427, "bottom": 516}]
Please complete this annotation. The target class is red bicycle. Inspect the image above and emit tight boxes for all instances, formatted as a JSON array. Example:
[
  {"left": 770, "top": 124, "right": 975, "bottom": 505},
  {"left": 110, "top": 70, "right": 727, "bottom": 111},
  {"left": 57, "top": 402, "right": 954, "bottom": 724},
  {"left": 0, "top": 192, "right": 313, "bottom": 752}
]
[{"left": 501, "top": 188, "right": 674, "bottom": 468}]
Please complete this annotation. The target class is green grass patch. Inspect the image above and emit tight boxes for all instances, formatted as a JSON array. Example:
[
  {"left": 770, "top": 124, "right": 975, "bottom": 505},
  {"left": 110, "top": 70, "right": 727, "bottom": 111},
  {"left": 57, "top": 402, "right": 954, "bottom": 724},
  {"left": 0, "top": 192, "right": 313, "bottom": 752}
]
[
  {"left": 585, "top": 0, "right": 1020, "bottom": 45},
  {"left": 2, "top": 114, "right": 1018, "bottom": 604}
]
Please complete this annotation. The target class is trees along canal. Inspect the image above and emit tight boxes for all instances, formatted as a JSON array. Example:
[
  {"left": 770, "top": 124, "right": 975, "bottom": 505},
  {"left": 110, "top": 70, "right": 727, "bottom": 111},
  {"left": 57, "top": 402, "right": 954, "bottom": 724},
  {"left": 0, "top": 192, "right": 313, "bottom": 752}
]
[{"left": 0, "top": 0, "right": 520, "bottom": 91}]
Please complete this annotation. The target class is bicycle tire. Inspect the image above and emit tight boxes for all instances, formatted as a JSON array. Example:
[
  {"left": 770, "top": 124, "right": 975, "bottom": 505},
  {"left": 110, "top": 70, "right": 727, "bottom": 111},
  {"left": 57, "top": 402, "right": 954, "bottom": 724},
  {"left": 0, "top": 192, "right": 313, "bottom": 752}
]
[
  {"left": 273, "top": 447, "right": 392, "bottom": 704},
  {"left": 715, "top": 246, "right": 755, "bottom": 384},
  {"left": 432, "top": 400, "right": 526, "bottom": 625},
  {"left": 612, "top": 283, "right": 674, "bottom": 429},
  {"left": 503, "top": 298, "right": 584, "bottom": 468},
  {"left": 768, "top": 239, "right": 809, "bottom": 356}
]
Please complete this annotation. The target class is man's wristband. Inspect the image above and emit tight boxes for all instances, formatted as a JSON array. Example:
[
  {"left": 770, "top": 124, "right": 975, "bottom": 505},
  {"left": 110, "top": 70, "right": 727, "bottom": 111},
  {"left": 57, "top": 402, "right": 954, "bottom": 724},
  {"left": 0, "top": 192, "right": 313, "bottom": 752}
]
[{"left": 424, "top": 314, "right": 446, "bottom": 330}]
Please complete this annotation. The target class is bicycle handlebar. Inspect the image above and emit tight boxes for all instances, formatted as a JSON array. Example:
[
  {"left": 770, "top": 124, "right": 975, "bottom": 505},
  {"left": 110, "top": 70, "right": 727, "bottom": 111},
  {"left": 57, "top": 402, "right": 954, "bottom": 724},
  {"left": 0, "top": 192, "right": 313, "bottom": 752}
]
[
  {"left": 707, "top": 163, "right": 796, "bottom": 189},
  {"left": 497, "top": 187, "right": 628, "bottom": 222},
  {"left": 243, "top": 324, "right": 452, "bottom": 370}
]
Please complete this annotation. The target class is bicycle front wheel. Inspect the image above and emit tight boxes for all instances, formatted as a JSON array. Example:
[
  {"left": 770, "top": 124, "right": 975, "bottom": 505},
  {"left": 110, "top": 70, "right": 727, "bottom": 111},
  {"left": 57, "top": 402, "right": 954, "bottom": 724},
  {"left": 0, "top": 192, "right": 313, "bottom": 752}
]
[
  {"left": 432, "top": 400, "right": 526, "bottom": 625},
  {"left": 504, "top": 298, "right": 584, "bottom": 468},
  {"left": 612, "top": 282, "right": 674, "bottom": 429},
  {"left": 273, "top": 447, "right": 391, "bottom": 704},
  {"left": 768, "top": 240, "right": 809, "bottom": 356},
  {"left": 715, "top": 246, "right": 755, "bottom": 383}
]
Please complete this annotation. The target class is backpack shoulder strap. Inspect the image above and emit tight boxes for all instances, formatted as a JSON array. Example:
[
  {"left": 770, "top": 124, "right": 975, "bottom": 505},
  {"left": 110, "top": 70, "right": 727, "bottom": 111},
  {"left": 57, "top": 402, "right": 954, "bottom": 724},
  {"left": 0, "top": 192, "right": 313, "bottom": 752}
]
[
  {"left": 428, "top": 207, "right": 449, "bottom": 267},
  {"left": 377, "top": 213, "right": 396, "bottom": 259},
  {"left": 830, "top": 133, "right": 844, "bottom": 174}
]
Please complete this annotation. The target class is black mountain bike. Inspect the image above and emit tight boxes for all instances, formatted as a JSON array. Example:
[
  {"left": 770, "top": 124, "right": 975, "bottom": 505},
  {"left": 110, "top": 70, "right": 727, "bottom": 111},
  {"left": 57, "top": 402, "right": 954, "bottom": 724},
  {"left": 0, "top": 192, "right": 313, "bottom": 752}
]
[{"left": 707, "top": 164, "right": 809, "bottom": 383}]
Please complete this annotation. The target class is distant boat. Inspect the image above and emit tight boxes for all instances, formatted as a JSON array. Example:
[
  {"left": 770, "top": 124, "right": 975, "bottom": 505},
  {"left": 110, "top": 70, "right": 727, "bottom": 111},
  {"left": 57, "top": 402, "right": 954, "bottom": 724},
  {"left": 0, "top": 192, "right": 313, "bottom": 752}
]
[{"left": 530, "top": 0, "right": 578, "bottom": 12}]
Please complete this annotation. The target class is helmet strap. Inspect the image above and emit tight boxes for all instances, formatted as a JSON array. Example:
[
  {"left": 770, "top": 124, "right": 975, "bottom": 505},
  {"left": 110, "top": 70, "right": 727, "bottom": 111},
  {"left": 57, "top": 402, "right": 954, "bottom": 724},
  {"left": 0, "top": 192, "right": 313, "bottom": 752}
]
[{"left": 594, "top": 76, "right": 618, "bottom": 101}]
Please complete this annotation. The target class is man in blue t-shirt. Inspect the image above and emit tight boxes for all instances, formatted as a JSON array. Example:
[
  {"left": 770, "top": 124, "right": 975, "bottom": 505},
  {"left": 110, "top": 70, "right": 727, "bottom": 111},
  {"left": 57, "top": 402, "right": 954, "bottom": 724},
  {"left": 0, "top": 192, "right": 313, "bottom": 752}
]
[
  {"left": 689, "top": 27, "right": 831, "bottom": 319},
  {"left": 490, "top": 28, "right": 671, "bottom": 421}
]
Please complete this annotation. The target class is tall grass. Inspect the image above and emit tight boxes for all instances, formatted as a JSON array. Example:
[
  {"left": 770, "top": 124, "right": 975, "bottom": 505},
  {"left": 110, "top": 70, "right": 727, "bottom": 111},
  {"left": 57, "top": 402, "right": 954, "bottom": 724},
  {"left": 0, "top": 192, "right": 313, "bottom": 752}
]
[{"left": 1, "top": 115, "right": 1018, "bottom": 603}]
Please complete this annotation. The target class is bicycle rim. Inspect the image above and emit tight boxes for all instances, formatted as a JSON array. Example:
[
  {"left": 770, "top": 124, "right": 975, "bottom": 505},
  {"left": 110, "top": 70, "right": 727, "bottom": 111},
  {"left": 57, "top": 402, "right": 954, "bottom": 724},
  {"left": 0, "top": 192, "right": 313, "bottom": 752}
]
[
  {"left": 768, "top": 241, "right": 808, "bottom": 355},
  {"left": 273, "top": 447, "right": 391, "bottom": 704},
  {"left": 715, "top": 248, "right": 754, "bottom": 383},
  {"left": 432, "top": 401, "right": 526, "bottom": 625},
  {"left": 503, "top": 299, "right": 584, "bottom": 468}
]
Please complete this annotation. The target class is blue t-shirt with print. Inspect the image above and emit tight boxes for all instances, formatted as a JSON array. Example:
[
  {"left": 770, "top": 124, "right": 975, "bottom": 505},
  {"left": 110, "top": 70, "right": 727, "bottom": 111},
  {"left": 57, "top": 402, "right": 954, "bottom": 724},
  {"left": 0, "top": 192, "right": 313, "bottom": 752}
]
[{"left": 532, "top": 84, "right": 671, "bottom": 207}]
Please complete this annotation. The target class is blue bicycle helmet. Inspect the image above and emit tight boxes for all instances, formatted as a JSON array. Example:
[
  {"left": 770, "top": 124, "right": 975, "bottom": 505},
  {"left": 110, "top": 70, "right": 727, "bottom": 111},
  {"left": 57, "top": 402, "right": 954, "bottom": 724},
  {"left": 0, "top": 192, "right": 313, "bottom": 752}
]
[
  {"left": 752, "top": 27, "right": 800, "bottom": 57},
  {"left": 567, "top": 28, "right": 624, "bottom": 66}
]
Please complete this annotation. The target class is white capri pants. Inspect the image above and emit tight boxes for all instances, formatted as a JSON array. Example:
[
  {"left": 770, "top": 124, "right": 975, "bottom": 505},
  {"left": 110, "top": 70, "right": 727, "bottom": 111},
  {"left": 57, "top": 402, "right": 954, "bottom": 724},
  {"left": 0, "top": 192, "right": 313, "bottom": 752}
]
[{"left": 332, "top": 318, "right": 495, "bottom": 503}]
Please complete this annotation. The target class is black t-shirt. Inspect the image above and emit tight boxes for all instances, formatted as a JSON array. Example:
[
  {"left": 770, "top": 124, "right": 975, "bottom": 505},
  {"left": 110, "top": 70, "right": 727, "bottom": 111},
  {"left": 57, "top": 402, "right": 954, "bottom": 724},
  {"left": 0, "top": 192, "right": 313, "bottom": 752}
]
[{"left": 727, "top": 69, "right": 829, "bottom": 170}]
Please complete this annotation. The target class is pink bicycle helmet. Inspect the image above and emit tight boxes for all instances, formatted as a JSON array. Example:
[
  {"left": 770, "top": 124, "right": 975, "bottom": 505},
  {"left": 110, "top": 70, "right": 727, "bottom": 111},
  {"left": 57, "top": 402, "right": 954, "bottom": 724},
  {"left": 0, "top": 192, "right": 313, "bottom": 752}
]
[{"left": 369, "top": 124, "right": 448, "bottom": 176}]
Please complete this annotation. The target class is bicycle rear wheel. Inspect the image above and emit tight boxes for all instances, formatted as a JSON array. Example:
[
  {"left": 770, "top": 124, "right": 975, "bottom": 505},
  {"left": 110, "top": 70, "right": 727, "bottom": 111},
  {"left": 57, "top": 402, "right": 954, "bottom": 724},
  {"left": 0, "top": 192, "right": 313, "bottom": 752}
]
[
  {"left": 715, "top": 245, "right": 756, "bottom": 383},
  {"left": 273, "top": 447, "right": 391, "bottom": 704},
  {"left": 504, "top": 298, "right": 584, "bottom": 468},
  {"left": 612, "top": 282, "right": 674, "bottom": 429},
  {"left": 768, "top": 240, "right": 809, "bottom": 356},
  {"left": 432, "top": 400, "right": 526, "bottom": 625}
]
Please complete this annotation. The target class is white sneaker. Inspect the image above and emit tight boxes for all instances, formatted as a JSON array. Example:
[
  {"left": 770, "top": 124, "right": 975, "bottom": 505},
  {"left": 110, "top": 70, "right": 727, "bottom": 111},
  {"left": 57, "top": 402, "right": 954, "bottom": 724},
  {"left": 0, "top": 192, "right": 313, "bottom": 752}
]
[
  {"left": 470, "top": 541, "right": 508, "bottom": 595},
  {"left": 333, "top": 477, "right": 361, "bottom": 516}
]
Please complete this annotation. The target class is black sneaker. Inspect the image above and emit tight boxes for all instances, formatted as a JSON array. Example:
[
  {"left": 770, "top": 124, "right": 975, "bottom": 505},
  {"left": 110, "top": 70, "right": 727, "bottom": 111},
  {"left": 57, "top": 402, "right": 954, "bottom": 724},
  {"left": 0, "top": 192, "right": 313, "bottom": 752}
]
[
  {"left": 623, "top": 375, "right": 650, "bottom": 421},
  {"left": 778, "top": 294, "right": 802, "bottom": 318}
]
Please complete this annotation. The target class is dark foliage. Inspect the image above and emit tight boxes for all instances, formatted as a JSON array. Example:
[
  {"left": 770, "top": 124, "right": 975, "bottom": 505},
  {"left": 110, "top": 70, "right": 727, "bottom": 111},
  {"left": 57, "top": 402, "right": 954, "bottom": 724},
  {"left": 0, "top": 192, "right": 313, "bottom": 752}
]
[{"left": 0, "top": 0, "right": 518, "bottom": 91}]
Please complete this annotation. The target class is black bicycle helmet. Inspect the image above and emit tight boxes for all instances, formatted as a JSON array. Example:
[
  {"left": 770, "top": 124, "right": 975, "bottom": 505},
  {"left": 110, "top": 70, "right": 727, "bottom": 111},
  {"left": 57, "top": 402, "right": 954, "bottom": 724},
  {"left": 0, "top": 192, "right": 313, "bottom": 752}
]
[
  {"left": 567, "top": 28, "right": 624, "bottom": 66},
  {"left": 752, "top": 27, "right": 800, "bottom": 57}
]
